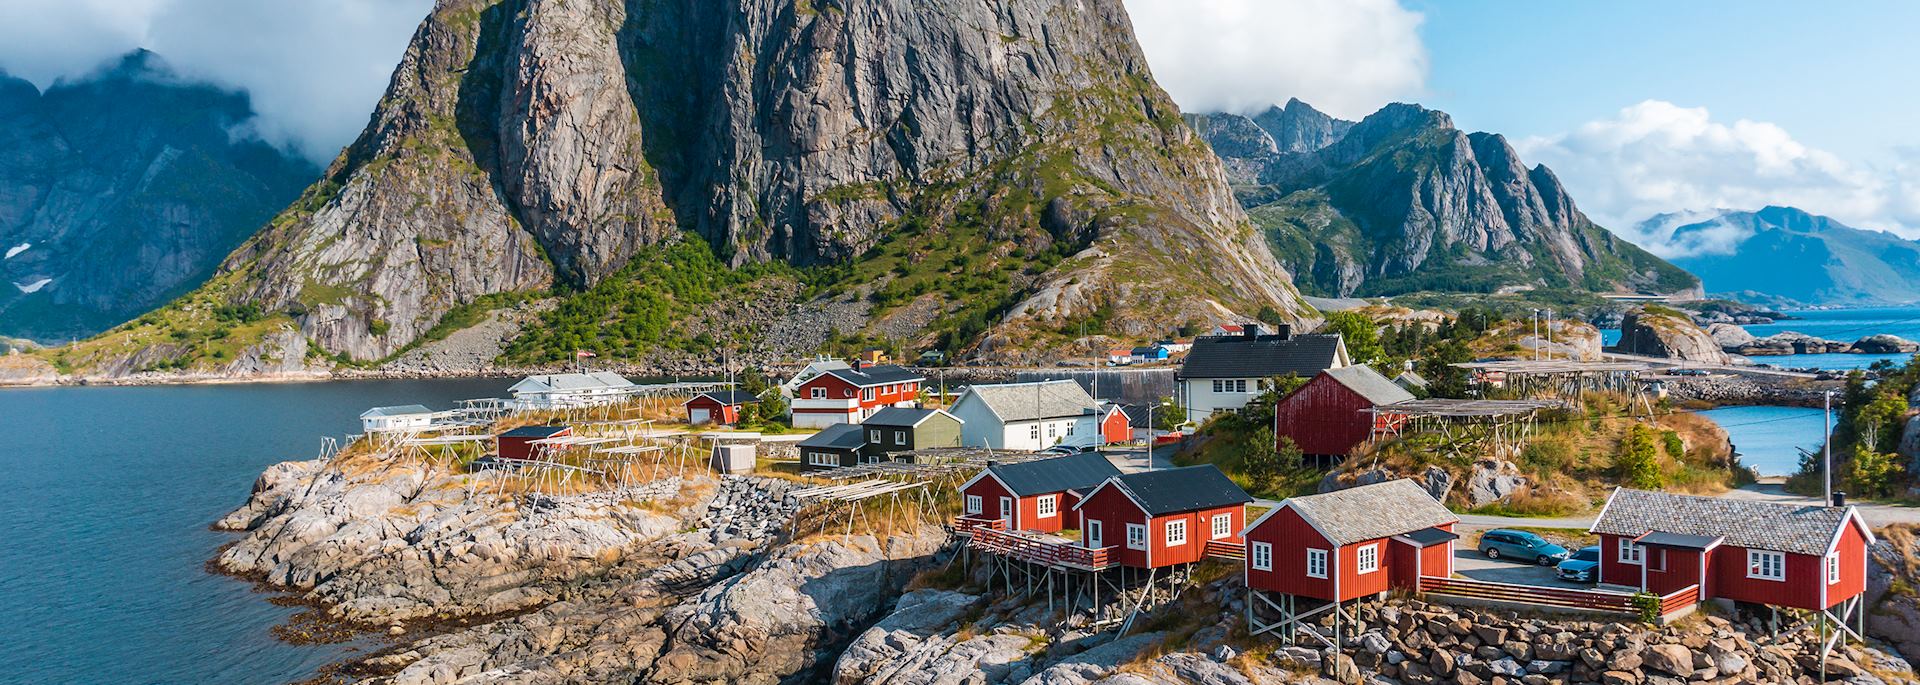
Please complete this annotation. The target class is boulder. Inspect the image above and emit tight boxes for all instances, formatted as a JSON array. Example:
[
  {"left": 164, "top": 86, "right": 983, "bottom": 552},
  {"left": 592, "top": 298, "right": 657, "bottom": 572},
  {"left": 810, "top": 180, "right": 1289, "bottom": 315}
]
[
  {"left": 1611, "top": 307, "right": 1732, "bottom": 364},
  {"left": 1853, "top": 334, "right": 1920, "bottom": 354},
  {"left": 1465, "top": 459, "right": 1528, "bottom": 508},
  {"left": 1420, "top": 465, "right": 1454, "bottom": 502},
  {"left": 1706, "top": 323, "right": 1755, "bottom": 349},
  {"left": 1642, "top": 643, "right": 1694, "bottom": 675}
]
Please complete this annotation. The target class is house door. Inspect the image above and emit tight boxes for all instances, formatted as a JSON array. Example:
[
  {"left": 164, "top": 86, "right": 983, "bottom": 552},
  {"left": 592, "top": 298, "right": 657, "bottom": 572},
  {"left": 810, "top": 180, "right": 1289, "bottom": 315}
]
[
  {"left": 999, "top": 497, "right": 1013, "bottom": 524},
  {"left": 1087, "top": 520, "right": 1104, "bottom": 549},
  {"left": 690, "top": 408, "right": 711, "bottom": 424}
]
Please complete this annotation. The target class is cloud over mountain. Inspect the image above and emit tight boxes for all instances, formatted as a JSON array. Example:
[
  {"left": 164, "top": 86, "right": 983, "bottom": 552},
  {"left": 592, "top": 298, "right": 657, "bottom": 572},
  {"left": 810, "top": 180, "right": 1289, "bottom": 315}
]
[
  {"left": 1518, "top": 100, "right": 1920, "bottom": 252},
  {"left": 1123, "top": 0, "right": 1427, "bottom": 121}
]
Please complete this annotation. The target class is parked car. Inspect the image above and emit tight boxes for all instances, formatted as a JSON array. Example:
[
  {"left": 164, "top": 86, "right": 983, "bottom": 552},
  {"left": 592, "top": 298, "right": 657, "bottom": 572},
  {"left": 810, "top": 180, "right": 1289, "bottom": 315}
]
[
  {"left": 1039, "top": 444, "right": 1094, "bottom": 456},
  {"left": 1555, "top": 545, "right": 1602, "bottom": 583},
  {"left": 1479, "top": 529, "right": 1569, "bottom": 565}
]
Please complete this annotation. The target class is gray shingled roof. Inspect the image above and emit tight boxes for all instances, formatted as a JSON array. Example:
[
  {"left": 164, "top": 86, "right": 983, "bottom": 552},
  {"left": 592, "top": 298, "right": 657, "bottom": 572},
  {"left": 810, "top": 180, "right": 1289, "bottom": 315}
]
[
  {"left": 986, "top": 452, "right": 1122, "bottom": 497},
  {"left": 1279, "top": 479, "right": 1458, "bottom": 546},
  {"left": 961, "top": 380, "right": 1097, "bottom": 422},
  {"left": 1591, "top": 488, "right": 1856, "bottom": 557},
  {"left": 688, "top": 390, "right": 757, "bottom": 406},
  {"left": 1178, "top": 333, "right": 1344, "bottom": 379},
  {"left": 1394, "top": 371, "right": 1429, "bottom": 391},
  {"left": 862, "top": 407, "right": 956, "bottom": 427},
  {"left": 1322, "top": 366, "right": 1416, "bottom": 406},
  {"left": 797, "top": 423, "right": 866, "bottom": 450}
]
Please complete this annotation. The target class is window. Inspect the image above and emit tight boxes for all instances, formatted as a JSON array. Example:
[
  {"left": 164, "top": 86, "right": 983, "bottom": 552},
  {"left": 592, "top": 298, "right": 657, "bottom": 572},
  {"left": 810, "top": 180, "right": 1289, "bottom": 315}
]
[
  {"left": 1233, "top": 379, "right": 1248, "bottom": 393},
  {"left": 807, "top": 451, "right": 838, "bottom": 467},
  {"left": 810, "top": 387, "right": 825, "bottom": 399},
  {"left": 1212, "top": 380, "right": 1224, "bottom": 393},
  {"left": 894, "top": 430, "right": 906, "bottom": 445},
  {"left": 1617, "top": 538, "right": 1642, "bottom": 565},
  {"left": 1828, "top": 553, "right": 1841, "bottom": 585},
  {"left": 1357, "top": 544, "right": 1380, "bottom": 574},
  {"left": 1165, "top": 519, "right": 1187, "bottom": 546},
  {"left": 870, "top": 429, "right": 882, "bottom": 443},
  {"left": 1306, "top": 549, "right": 1328, "bottom": 578},
  {"left": 1211, "top": 514, "right": 1232, "bottom": 539},
  {"left": 1037, "top": 495, "right": 1058, "bottom": 518},
  {"left": 1065, "top": 423, "right": 1075, "bottom": 436},
  {"left": 862, "top": 387, "right": 875, "bottom": 401},
  {"left": 1251, "top": 542, "right": 1273, "bottom": 571},
  {"left": 1126, "top": 523, "right": 1147, "bottom": 550},
  {"left": 965, "top": 495, "right": 982, "bottom": 514},
  {"left": 1748, "top": 550, "right": 1786, "bottom": 581},
  {"left": 1028, "top": 424, "right": 1041, "bottom": 441}
]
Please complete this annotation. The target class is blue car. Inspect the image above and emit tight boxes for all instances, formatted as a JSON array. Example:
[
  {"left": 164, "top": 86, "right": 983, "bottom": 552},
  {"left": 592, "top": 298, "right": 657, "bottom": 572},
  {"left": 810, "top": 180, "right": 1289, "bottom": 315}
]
[
  {"left": 1479, "top": 529, "right": 1569, "bottom": 566},
  {"left": 1555, "top": 545, "right": 1602, "bottom": 583}
]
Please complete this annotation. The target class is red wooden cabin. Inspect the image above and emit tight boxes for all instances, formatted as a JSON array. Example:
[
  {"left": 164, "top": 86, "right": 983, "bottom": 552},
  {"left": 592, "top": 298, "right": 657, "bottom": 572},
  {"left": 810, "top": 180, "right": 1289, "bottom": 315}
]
[
  {"left": 1072, "top": 465, "right": 1252, "bottom": 568},
  {"left": 683, "top": 390, "right": 756, "bottom": 425},
  {"left": 789, "top": 362, "right": 924, "bottom": 428},
  {"left": 1273, "top": 366, "right": 1413, "bottom": 459},
  {"left": 1590, "top": 488, "right": 1873, "bottom": 612},
  {"left": 1243, "top": 479, "right": 1458, "bottom": 602},
  {"left": 1098, "top": 404, "right": 1131, "bottom": 445},
  {"left": 497, "top": 425, "right": 570, "bottom": 460},
  {"left": 957, "top": 452, "right": 1121, "bottom": 533}
]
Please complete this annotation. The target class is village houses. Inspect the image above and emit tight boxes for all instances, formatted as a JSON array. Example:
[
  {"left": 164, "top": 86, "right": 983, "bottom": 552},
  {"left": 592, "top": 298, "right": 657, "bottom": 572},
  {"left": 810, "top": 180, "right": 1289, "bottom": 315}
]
[
  {"left": 949, "top": 379, "right": 1109, "bottom": 451},
  {"left": 1176, "top": 324, "right": 1349, "bottom": 423},
  {"left": 787, "top": 361, "right": 925, "bottom": 428}
]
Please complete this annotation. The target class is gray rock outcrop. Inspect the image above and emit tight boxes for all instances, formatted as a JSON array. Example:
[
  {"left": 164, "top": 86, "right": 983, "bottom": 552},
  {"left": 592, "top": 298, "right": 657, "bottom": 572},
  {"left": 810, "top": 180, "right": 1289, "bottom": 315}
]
[
  {"left": 1464, "top": 459, "right": 1527, "bottom": 508},
  {"left": 1611, "top": 306, "right": 1732, "bottom": 364}
]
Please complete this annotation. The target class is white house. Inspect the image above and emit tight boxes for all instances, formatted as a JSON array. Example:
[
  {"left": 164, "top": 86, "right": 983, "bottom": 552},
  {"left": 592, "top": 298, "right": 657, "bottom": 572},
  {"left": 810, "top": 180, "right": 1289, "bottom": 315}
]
[
  {"left": 1175, "top": 324, "right": 1348, "bottom": 423},
  {"left": 949, "top": 380, "right": 1102, "bottom": 451},
  {"left": 360, "top": 404, "right": 436, "bottom": 433},
  {"left": 778, "top": 357, "right": 850, "bottom": 399},
  {"left": 508, "top": 372, "right": 637, "bottom": 409}
]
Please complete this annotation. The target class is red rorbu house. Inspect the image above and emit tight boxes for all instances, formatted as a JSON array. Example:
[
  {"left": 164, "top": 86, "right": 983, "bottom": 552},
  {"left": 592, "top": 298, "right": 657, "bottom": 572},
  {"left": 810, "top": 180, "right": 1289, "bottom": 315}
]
[
  {"left": 497, "top": 425, "right": 571, "bottom": 460},
  {"left": 957, "top": 452, "right": 1122, "bottom": 533},
  {"left": 788, "top": 362, "right": 925, "bottom": 429},
  {"left": 1073, "top": 465, "right": 1252, "bottom": 569},
  {"left": 682, "top": 390, "right": 757, "bottom": 425},
  {"left": 1273, "top": 366, "right": 1414, "bottom": 461},
  {"left": 1097, "top": 404, "right": 1131, "bottom": 445},
  {"left": 1590, "top": 488, "right": 1873, "bottom": 624}
]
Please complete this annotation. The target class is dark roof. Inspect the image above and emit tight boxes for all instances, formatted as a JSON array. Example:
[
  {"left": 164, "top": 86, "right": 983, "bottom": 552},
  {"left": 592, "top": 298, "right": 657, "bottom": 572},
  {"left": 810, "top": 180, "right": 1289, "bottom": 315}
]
[
  {"left": 1275, "top": 479, "right": 1458, "bottom": 546},
  {"left": 499, "top": 425, "right": 570, "bottom": 439},
  {"left": 1591, "top": 488, "right": 1859, "bottom": 557},
  {"left": 1178, "top": 333, "right": 1344, "bottom": 379},
  {"left": 1394, "top": 371, "right": 1430, "bottom": 390},
  {"left": 1118, "top": 404, "right": 1153, "bottom": 428},
  {"left": 984, "top": 452, "right": 1123, "bottom": 497},
  {"left": 822, "top": 364, "right": 925, "bottom": 387},
  {"left": 1398, "top": 526, "right": 1461, "bottom": 548},
  {"left": 1636, "top": 531, "right": 1724, "bottom": 550},
  {"left": 1320, "top": 366, "right": 1416, "bottom": 406},
  {"left": 689, "top": 390, "right": 758, "bottom": 406},
  {"left": 1105, "top": 465, "right": 1251, "bottom": 516},
  {"left": 797, "top": 423, "right": 867, "bottom": 450},
  {"left": 863, "top": 407, "right": 953, "bottom": 427}
]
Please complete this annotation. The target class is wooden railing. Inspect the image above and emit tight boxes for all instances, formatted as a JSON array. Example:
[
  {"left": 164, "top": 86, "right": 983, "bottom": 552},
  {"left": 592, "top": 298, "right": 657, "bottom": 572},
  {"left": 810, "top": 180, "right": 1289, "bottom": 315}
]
[
  {"left": 966, "top": 526, "right": 1112, "bottom": 570},
  {"left": 952, "top": 516, "right": 1006, "bottom": 534},
  {"left": 1659, "top": 584, "right": 1700, "bottom": 615},
  {"left": 1419, "top": 576, "right": 1637, "bottom": 614},
  {"left": 1205, "top": 539, "right": 1246, "bottom": 561}
]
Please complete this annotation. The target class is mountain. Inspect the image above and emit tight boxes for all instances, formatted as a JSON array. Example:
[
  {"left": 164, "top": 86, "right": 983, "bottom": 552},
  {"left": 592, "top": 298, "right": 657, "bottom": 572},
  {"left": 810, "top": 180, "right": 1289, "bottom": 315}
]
[
  {"left": 0, "top": 51, "right": 318, "bottom": 342},
  {"left": 1648, "top": 206, "right": 1920, "bottom": 306},
  {"left": 1187, "top": 100, "right": 1699, "bottom": 299},
  {"left": 59, "top": 0, "right": 1312, "bottom": 375}
]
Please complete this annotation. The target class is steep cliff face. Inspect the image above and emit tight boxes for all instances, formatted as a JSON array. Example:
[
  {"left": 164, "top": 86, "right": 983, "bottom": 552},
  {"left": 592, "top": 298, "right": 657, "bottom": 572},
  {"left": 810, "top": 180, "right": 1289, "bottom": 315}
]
[
  {"left": 0, "top": 52, "right": 317, "bottom": 343},
  {"left": 90, "top": 0, "right": 1308, "bottom": 368},
  {"left": 1193, "top": 101, "right": 1699, "bottom": 299}
]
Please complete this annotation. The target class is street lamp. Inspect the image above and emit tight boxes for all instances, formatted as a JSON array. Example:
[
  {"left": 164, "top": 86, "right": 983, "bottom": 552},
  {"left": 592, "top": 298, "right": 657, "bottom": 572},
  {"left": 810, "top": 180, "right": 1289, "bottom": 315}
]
[{"left": 1143, "top": 398, "right": 1172, "bottom": 471}]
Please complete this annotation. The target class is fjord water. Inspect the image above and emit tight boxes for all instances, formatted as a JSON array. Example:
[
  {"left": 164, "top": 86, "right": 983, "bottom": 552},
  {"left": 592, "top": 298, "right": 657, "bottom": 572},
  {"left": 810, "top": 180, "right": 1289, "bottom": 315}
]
[
  {"left": 1603, "top": 306, "right": 1920, "bottom": 370},
  {"left": 1698, "top": 405, "right": 1827, "bottom": 477},
  {"left": 0, "top": 378, "right": 509, "bottom": 685}
]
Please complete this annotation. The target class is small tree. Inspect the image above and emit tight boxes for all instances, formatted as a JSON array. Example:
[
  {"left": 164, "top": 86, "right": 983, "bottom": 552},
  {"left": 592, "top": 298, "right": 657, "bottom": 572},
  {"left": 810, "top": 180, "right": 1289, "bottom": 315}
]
[
  {"left": 1417, "top": 340, "right": 1474, "bottom": 399},
  {"left": 1615, "top": 424, "right": 1664, "bottom": 489},
  {"left": 1321, "top": 311, "right": 1385, "bottom": 365},
  {"left": 1850, "top": 448, "right": 1899, "bottom": 499},
  {"left": 1153, "top": 397, "right": 1186, "bottom": 431},
  {"left": 1244, "top": 432, "right": 1303, "bottom": 494}
]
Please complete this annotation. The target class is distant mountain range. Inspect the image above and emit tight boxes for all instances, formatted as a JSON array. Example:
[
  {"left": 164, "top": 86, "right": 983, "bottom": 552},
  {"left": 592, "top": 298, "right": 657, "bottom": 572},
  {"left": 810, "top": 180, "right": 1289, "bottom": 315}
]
[
  {"left": 1186, "top": 99, "right": 1699, "bottom": 299},
  {"left": 0, "top": 51, "right": 317, "bottom": 342},
  {"left": 1645, "top": 206, "right": 1920, "bottom": 306}
]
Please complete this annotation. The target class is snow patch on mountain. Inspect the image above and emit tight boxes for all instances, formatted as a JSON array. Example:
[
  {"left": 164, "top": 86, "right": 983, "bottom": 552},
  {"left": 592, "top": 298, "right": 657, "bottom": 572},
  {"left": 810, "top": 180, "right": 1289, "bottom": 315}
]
[
  {"left": 4, "top": 243, "right": 27, "bottom": 260},
  {"left": 14, "top": 278, "right": 51, "bottom": 294}
]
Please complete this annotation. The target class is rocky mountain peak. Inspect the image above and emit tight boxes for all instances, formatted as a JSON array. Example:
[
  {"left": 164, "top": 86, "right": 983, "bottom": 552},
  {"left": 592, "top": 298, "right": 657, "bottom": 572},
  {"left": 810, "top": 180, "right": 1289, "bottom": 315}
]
[{"left": 1250, "top": 98, "right": 1353, "bottom": 154}]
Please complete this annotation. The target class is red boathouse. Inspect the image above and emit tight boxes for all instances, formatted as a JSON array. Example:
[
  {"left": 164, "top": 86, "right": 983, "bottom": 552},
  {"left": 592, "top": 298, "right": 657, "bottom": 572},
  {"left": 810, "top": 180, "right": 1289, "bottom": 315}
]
[
  {"left": 957, "top": 452, "right": 1122, "bottom": 533},
  {"left": 1072, "top": 465, "right": 1252, "bottom": 569},
  {"left": 683, "top": 390, "right": 757, "bottom": 425},
  {"left": 497, "top": 425, "right": 571, "bottom": 460},
  {"left": 1272, "top": 366, "right": 1413, "bottom": 460},
  {"left": 1243, "top": 479, "right": 1458, "bottom": 603}
]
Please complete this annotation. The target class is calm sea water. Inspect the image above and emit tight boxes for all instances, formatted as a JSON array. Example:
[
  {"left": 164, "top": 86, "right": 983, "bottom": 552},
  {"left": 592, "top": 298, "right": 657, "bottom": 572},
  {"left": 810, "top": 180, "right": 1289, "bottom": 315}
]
[
  {"left": 1698, "top": 405, "right": 1827, "bottom": 477},
  {"left": 0, "top": 377, "right": 511, "bottom": 685},
  {"left": 1603, "top": 306, "right": 1920, "bottom": 371}
]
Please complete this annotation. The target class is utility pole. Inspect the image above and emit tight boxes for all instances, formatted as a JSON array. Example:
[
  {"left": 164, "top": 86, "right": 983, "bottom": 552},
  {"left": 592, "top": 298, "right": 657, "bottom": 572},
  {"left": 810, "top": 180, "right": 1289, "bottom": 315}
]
[
  {"left": 1531, "top": 309, "right": 1540, "bottom": 360},
  {"left": 1824, "top": 389, "right": 1835, "bottom": 504},
  {"left": 1545, "top": 309, "right": 1555, "bottom": 360}
]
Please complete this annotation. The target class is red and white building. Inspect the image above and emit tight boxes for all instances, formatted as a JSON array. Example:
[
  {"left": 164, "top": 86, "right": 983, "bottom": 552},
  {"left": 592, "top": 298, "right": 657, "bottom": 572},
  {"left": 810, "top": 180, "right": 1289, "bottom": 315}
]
[
  {"left": 958, "top": 452, "right": 1121, "bottom": 533},
  {"left": 1589, "top": 488, "right": 1873, "bottom": 615},
  {"left": 682, "top": 390, "right": 756, "bottom": 425},
  {"left": 787, "top": 361, "right": 925, "bottom": 429},
  {"left": 1097, "top": 404, "right": 1131, "bottom": 445},
  {"left": 497, "top": 425, "right": 571, "bottom": 460},
  {"left": 1242, "top": 479, "right": 1458, "bottom": 604},
  {"left": 1072, "top": 465, "right": 1251, "bottom": 569}
]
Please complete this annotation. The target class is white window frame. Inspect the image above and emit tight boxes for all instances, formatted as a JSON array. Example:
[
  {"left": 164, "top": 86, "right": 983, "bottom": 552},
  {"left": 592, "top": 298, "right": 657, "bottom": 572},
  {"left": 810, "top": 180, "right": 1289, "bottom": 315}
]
[
  {"left": 870, "top": 429, "right": 882, "bottom": 443},
  {"left": 1165, "top": 519, "right": 1187, "bottom": 546},
  {"left": 1087, "top": 519, "right": 1104, "bottom": 548},
  {"left": 810, "top": 387, "right": 825, "bottom": 399},
  {"left": 1748, "top": 550, "right": 1786, "bottom": 581},
  {"left": 1251, "top": 542, "right": 1273, "bottom": 571},
  {"left": 1028, "top": 424, "right": 1040, "bottom": 440},
  {"left": 1357, "top": 543, "right": 1380, "bottom": 574},
  {"left": 894, "top": 430, "right": 906, "bottom": 445},
  {"left": 862, "top": 387, "right": 875, "bottom": 401},
  {"left": 965, "top": 495, "right": 982, "bottom": 514},
  {"left": 1212, "top": 380, "right": 1224, "bottom": 393},
  {"left": 1126, "top": 523, "right": 1147, "bottom": 550},
  {"left": 1617, "top": 538, "right": 1642, "bottom": 565},
  {"left": 1828, "top": 552, "right": 1841, "bottom": 585},
  {"left": 1036, "top": 495, "right": 1058, "bottom": 519},
  {"left": 807, "top": 451, "right": 838, "bottom": 467},
  {"left": 1211, "top": 513, "right": 1232, "bottom": 540},
  {"left": 1306, "top": 548, "right": 1328, "bottom": 579}
]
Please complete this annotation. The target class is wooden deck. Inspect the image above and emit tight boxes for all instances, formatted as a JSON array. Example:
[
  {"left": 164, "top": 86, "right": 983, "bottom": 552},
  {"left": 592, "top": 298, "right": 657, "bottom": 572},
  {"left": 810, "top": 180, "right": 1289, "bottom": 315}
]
[
  {"left": 1419, "top": 576, "right": 1699, "bottom": 619},
  {"left": 958, "top": 519, "right": 1113, "bottom": 571}
]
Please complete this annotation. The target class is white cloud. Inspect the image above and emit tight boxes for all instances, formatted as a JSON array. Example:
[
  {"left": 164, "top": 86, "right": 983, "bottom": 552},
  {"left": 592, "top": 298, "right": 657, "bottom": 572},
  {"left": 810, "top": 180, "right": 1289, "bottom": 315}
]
[
  {"left": 1517, "top": 100, "right": 1920, "bottom": 252},
  {"left": 0, "top": 0, "right": 430, "bottom": 163},
  {"left": 1123, "top": 0, "right": 1428, "bottom": 120}
]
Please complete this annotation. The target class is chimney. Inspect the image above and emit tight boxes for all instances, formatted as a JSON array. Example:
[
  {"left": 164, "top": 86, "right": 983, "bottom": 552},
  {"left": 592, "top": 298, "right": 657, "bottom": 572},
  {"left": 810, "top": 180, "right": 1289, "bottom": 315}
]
[
  {"left": 850, "top": 359, "right": 865, "bottom": 372},
  {"left": 1833, "top": 492, "right": 1847, "bottom": 507},
  {"left": 1272, "top": 323, "right": 1292, "bottom": 340},
  {"left": 1242, "top": 323, "right": 1261, "bottom": 339}
]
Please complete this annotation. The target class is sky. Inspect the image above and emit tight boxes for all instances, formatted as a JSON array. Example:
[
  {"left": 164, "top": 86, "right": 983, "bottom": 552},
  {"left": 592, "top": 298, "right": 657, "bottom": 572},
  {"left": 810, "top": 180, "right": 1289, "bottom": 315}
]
[{"left": 1, "top": 0, "right": 1915, "bottom": 252}]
